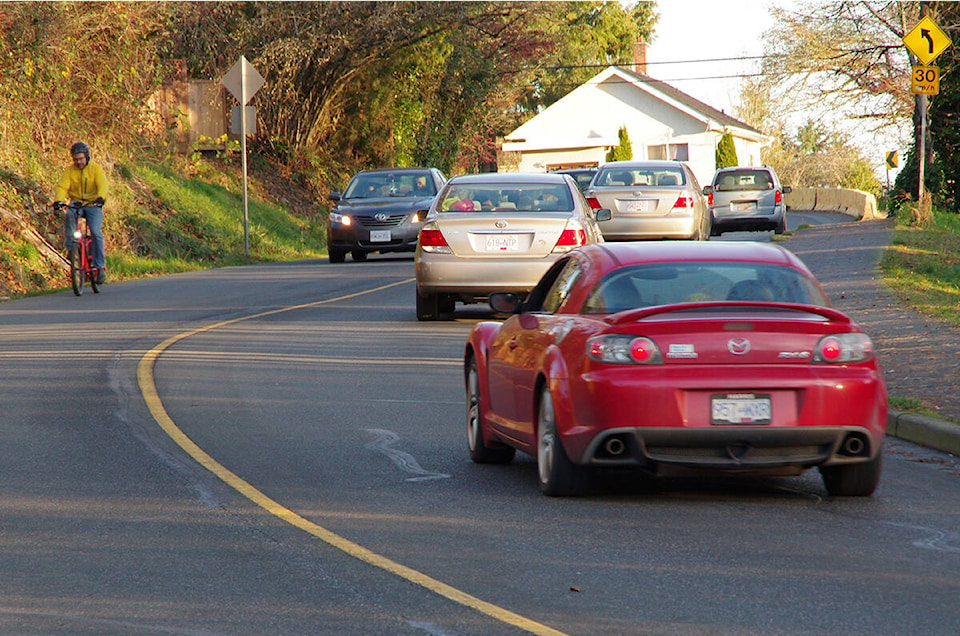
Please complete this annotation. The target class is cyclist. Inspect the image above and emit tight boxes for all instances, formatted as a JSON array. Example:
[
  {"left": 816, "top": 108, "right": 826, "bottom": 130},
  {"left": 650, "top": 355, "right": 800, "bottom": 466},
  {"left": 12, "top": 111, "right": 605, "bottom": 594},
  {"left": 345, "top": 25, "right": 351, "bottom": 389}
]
[{"left": 53, "top": 141, "right": 108, "bottom": 284}]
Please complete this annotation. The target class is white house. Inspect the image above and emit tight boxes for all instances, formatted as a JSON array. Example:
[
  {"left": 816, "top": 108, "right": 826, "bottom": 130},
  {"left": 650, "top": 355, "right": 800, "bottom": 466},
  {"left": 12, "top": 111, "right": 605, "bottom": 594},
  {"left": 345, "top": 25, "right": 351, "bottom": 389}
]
[{"left": 500, "top": 65, "right": 769, "bottom": 187}]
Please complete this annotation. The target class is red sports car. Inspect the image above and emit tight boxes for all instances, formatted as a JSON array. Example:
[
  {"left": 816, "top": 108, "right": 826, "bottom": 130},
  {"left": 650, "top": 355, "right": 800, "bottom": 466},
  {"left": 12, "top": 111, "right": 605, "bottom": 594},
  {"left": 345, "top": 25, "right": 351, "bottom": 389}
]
[{"left": 464, "top": 241, "right": 886, "bottom": 496}]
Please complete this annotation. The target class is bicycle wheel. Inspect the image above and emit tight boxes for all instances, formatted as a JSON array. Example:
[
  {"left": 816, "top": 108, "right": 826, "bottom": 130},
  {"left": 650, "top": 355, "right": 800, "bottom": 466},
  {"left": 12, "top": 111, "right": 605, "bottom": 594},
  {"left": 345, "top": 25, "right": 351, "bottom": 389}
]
[{"left": 69, "top": 244, "right": 85, "bottom": 296}]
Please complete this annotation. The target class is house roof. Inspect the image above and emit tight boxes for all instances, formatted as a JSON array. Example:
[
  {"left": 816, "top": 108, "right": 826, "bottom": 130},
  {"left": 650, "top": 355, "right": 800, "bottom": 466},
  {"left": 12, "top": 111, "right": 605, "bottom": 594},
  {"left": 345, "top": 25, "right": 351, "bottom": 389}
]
[{"left": 503, "top": 65, "right": 766, "bottom": 153}]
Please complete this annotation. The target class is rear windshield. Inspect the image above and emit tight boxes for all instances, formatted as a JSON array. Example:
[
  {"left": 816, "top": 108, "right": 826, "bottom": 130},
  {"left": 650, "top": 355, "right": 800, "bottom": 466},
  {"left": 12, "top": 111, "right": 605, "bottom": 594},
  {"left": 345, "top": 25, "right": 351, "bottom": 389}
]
[
  {"left": 714, "top": 170, "right": 774, "bottom": 192},
  {"left": 436, "top": 183, "right": 574, "bottom": 213},
  {"left": 594, "top": 167, "right": 685, "bottom": 188},
  {"left": 582, "top": 262, "right": 828, "bottom": 313},
  {"left": 344, "top": 172, "right": 436, "bottom": 199}
]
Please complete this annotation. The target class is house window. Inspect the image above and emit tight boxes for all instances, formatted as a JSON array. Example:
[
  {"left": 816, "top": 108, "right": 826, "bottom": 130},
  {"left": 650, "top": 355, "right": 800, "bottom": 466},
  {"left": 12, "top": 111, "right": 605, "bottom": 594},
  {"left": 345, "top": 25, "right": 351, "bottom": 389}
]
[{"left": 647, "top": 144, "right": 689, "bottom": 161}]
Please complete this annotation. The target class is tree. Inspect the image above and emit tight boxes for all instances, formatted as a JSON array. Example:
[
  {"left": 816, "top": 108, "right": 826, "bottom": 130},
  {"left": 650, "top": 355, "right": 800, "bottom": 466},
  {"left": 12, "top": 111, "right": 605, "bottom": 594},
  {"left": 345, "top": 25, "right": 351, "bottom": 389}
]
[
  {"left": 715, "top": 131, "right": 738, "bottom": 168},
  {"left": 606, "top": 126, "right": 632, "bottom": 161}
]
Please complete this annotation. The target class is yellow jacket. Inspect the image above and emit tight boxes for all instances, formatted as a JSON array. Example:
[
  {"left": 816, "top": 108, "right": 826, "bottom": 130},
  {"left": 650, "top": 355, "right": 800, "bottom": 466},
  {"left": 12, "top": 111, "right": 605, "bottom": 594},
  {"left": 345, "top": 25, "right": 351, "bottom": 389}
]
[{"left": 55, "top": 162, "right": 108, "bottom": 205}]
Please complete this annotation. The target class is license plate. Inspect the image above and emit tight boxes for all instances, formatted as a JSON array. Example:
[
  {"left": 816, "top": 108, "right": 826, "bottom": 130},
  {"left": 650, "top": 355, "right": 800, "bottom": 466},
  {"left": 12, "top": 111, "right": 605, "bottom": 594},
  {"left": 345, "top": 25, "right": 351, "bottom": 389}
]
[
  {"left": 621, "top": 199, "right": 656, "bottom": 213},
  {"left": 731, "top": 201, "right": 757, "bottom": 212},
  {"left": 485, "top": 235, "right": 520, "bottom": 251},
  {"left": 711, "top": 393, "right": 771, "bottom": 425},
  {"left": 369, "top": 230, "right": 391, "bottom": 243}
]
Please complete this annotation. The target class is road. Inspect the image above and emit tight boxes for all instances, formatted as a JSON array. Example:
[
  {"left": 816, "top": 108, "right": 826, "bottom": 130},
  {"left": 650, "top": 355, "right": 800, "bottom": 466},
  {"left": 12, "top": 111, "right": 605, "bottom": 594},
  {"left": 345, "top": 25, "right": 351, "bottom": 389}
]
[{"left": 0, "top": 213, "right": 958, "bottom": 635}]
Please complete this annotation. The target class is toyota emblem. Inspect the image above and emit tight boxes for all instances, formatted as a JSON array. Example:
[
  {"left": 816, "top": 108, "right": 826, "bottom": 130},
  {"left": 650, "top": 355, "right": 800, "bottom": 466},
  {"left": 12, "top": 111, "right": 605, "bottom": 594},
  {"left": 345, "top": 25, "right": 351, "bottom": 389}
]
[
  {"left": 727, "top": 338, "right": 751, "bottom": 355},
  {"left": 374, "top": 213, "right": 389, "bottom": 222},
  {"left": 495, "top": 220, "right": 508, "bottom": 229}
]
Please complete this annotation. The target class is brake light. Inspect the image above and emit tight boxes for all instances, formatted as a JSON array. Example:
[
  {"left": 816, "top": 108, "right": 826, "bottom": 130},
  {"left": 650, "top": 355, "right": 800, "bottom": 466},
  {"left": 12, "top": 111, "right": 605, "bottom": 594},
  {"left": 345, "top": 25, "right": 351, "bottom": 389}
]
[
  {"left": 707, "top": 192, "right": 714, "bottom": 206},
  {"left": 775, "top": 190, "right": 783, "bottom": 204},
  {"left": 418, "top": 226, "right": 451, "bottom": 253},
  {"left": 587, "top": 197, "right": 602, "bottom": 209},
  {"left": 553, "top": 228, "right": 586, "bottom": 253},
  {"left": 673, "top": 195, "right": 694, "bottom": 209},
  {"left": 813, "top": 333, "right": 874, "bottom": 363},
  {"left": 587, "top": 335, "right": 662, "bottom": 364}
]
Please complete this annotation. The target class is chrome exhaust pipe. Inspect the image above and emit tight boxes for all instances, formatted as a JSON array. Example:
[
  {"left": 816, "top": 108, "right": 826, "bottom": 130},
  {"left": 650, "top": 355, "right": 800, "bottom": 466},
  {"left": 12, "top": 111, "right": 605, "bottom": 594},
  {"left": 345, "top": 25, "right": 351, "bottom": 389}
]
[
  {"left": 842, "top": 435, "right": 866, "bottom": 456},
  {"left": 604, "top": 437, "right": 626, "bottom": 456}
]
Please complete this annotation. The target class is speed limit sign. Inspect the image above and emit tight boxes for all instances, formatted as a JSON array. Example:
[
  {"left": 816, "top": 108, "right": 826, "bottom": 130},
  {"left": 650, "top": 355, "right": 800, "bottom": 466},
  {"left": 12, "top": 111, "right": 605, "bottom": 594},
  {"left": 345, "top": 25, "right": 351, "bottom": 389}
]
[{"left": 912, "top": 65, "right": 941, "bottom": 95}]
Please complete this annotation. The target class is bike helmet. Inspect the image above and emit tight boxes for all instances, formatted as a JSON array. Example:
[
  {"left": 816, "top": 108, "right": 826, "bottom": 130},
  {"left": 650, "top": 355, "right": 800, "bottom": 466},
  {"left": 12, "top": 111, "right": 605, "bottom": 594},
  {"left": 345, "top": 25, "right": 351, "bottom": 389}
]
[{"left": 70, "top": 141, "right": 90, "bottom": 161}]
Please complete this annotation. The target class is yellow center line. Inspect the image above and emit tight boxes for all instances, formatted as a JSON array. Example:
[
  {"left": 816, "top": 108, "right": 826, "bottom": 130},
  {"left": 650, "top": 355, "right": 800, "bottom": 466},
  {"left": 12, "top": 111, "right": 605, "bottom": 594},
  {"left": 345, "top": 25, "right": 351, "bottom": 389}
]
[{"left": 136, "top": 278, "right": 565, "bottom": 636}]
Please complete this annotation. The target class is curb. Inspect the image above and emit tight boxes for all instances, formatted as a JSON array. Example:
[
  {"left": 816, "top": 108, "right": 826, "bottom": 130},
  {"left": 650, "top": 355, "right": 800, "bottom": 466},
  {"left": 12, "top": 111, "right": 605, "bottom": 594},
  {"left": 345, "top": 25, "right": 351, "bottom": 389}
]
[{"left": 887, "top": 409, "right": 960, "bottom": 456}]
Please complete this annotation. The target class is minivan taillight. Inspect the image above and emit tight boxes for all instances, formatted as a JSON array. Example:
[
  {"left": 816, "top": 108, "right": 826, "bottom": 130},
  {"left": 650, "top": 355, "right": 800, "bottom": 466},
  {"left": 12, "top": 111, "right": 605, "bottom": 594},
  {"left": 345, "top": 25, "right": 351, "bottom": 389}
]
[
  {"left": 587, "top": 197, "right": 602, "bottom": 210},
  {"left": 775, "top": 190, "right": 783, "bottom": 204}
]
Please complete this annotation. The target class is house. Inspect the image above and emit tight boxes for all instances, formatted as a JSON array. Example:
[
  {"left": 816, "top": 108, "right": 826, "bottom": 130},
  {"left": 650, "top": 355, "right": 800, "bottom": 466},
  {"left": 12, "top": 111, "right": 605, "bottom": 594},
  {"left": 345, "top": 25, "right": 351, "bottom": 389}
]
[{"left": 500, "top": 65, "right": 769, "bottom": 187}]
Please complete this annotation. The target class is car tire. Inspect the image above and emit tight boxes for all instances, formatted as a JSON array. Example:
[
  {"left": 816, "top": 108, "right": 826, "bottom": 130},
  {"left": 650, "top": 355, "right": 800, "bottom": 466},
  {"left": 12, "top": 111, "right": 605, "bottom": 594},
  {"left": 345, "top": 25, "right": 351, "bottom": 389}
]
[
  {"left": 466, "top": 357, "right": 515, "bottom": 464},
  {"left": 774, "top": 212, "right": 786, "bottom": 235},
  {"left": 328, "top": 249, "right": 346, "bottom": 264},
  {"left": 351, "top": 250, "right": 368, "bottom": 262},
  {"left": 537, "top": 386, "right": 588, "bottom": 496},
  {"left": 416, "top": 291, "right": 439, "bottom": 321},
  {"left": 819, "top": 452, "right": 882, "bottom": 496}
]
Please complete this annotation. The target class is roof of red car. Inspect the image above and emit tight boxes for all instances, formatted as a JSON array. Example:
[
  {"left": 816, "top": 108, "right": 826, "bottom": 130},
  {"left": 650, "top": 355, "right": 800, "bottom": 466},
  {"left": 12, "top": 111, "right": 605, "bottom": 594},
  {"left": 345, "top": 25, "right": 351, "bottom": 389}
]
[{"left": 580, "top": 241, "right": 810, "bottom": 271}]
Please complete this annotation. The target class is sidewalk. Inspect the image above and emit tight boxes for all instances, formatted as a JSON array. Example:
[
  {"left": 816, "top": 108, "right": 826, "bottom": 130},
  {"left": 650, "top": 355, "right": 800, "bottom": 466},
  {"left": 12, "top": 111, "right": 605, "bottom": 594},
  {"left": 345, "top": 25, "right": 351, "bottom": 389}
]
[{"left": 784, "top": 216, "right": 960, "bottom": 457}]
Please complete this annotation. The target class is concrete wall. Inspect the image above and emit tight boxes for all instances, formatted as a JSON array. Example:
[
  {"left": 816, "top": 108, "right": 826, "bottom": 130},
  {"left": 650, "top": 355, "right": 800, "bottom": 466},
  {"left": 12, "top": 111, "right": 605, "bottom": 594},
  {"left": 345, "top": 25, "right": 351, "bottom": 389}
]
[{"left": 784, "top": 187, "right": 883, "bottom": 220}]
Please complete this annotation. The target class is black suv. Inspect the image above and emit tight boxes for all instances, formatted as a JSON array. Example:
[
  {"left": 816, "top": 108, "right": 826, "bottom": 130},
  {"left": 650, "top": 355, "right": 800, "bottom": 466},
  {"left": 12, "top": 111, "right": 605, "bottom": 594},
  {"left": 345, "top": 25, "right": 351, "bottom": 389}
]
[{"left": 327, "top": 168, "right": 447, "bottom": 263}]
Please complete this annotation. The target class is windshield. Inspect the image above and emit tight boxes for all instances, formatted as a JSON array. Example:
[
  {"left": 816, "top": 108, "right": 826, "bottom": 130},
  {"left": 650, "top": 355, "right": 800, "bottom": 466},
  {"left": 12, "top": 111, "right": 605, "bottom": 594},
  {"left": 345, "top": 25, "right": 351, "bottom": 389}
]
[
  {"left": 436, "top": 183, "right": 575, "bottom": 213},
  {"left": 594, "top": 167, "right": 685, "bottom": 188},
  {"left": 582, "top": 262, "right": 828, "bottom": 313},
  {"left": 344, "top": 172, "right": 436, "bottom": 199},
  {"left": 714, "top": 170, "right": 774, "bottom": 192}
]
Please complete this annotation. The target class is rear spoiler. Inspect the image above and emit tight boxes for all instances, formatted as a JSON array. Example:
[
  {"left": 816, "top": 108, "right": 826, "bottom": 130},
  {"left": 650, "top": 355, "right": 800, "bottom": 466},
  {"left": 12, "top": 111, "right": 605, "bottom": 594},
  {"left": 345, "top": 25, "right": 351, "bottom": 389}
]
[{"left": 604, "top": 301, "right": 851, "bottom": 326}]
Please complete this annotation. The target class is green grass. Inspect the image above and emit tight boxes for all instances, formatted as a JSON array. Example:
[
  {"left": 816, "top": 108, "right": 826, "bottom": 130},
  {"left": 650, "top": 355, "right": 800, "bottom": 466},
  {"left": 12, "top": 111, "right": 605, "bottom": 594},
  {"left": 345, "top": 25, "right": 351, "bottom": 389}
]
[
  {"left": 108, "top": 162, "right": 327, "bottom": 279},
  {"left": 881, "top": 207, "right": 960, "bottom": 326}
]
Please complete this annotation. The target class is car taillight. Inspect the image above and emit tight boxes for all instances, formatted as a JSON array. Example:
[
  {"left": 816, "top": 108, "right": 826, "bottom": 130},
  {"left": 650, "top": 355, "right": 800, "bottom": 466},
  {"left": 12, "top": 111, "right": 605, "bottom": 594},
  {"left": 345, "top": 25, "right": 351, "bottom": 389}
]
[
  {"left": 553, "top": 228, "right": 586, "bottom": 253},
  {"left": 418, "top": 226, "right": 452, "bottom": 253},
  {"left": 707, "top": 192, "right": 714, "bottom": 206},
  {"left": 775, "top": 190, "right": 783, "bottom": 204},
  {"left": 586, "top": 335, "right": 662, "bottom": 364},
  {"left": 587, "top": 197, "right": 602, "bottom": 209},
  {"left": 673, "top": 195, "right": 694, "bottom": 209},
  {"left": 813, "top": 333, "right": 874, "bottom": 363}
]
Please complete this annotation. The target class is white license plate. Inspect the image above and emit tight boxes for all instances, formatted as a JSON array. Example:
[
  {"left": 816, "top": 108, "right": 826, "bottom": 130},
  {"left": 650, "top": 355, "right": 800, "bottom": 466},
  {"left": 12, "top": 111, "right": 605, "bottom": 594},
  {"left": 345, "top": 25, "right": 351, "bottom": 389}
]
[
  {"left": 711, "top": 394, "right": 771, "bottom": 425},
  {"left": 369, "top": 230, "right": 391, "bottom": 243},
  {"left": 731, "top": 201, "right": 757, "bottom": 212},
  {"left": 621, "top": 199, "right": 656, "bottom": 213},
  {"left": 485, "top": 235, "right": 520, "bottom": 251}
]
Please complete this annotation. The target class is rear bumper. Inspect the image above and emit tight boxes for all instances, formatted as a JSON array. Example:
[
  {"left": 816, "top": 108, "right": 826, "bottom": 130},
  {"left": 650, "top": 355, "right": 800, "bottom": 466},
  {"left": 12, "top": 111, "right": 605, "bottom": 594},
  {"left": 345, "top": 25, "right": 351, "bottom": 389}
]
[
  {"left": 416, "top": 251, "right": 561, "bottom": 302},
  {"left": 600, "top": 216, "right": 698, "bottom": 240}
]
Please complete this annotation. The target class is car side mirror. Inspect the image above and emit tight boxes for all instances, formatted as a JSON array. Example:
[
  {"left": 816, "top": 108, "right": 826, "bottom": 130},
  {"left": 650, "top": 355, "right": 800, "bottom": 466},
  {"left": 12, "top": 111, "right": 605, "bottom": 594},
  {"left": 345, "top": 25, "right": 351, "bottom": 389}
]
[
  {"left": 782, "top": 186, "right": 792, "bottom": 194},
  {"left": 489, "top": 292, "right": 523, "bottom": 314},
  {"left": 702, "top": 185, "right": 714, "bottom": 195},
  {"left": 594, "top": 208, "right": 612, "bottom": 222},
  {"left": 328, "top": 192, "right": 341, "bottom": 202}
]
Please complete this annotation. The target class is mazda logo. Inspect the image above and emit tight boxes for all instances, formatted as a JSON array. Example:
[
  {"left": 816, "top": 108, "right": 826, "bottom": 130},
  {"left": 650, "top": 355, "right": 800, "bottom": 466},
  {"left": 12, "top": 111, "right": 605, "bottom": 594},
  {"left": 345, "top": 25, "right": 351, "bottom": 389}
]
[
  {"left": 727, "top": 338, "right": 751, "bottom": 355},
  {"left": 495, "top": 220, "right": 508, "bottom": 229},
  {"left": 374, "top": 213, "right": 389, "bottom": 222}
]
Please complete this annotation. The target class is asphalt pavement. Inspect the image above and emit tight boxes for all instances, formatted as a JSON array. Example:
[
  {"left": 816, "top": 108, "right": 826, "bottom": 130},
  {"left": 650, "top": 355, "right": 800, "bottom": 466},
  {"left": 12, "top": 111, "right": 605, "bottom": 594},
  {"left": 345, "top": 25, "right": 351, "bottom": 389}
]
[{"left": 783, "top": 215, "right": 960, "bottom": 457}]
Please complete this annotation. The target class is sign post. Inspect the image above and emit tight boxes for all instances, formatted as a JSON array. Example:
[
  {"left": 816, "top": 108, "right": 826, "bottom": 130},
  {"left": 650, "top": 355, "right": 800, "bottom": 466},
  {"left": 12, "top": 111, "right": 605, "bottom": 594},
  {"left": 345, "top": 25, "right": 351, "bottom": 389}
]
[
  {"left": 903, "top": 16, "right": 951, "bottom": 200},
  {"left": 221, "top": 56, "right": 265, "bottom": 256}
]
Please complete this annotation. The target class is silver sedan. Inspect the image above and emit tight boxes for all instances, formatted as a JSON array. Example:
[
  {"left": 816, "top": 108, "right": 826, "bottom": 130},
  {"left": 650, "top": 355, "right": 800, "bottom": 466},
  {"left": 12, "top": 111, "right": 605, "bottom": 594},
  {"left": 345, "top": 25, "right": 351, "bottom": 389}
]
[
  {"left": 584, "top": 160, "right": 711, "bottom": 241},
  {"left": 414, "top": 172, "right": 610, "bottom": 321}
]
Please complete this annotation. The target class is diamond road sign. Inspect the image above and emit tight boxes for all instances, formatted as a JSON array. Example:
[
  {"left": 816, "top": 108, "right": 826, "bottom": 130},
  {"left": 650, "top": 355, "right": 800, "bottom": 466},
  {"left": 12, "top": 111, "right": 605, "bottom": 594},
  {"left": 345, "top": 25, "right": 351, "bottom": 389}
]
[
  {"left": 221, "top": 56, "right": 264, "bottom": 106},
  {"left": 903, "top": 16, "right": 951, "bottom": 66}
]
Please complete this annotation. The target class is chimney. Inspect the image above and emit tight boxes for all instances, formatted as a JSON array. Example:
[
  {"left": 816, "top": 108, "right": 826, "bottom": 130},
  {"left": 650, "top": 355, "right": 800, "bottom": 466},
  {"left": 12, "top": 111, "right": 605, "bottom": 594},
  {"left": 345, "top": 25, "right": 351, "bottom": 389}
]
[{"left": 633, "top": 37, "right": 647, "bottom": 75}]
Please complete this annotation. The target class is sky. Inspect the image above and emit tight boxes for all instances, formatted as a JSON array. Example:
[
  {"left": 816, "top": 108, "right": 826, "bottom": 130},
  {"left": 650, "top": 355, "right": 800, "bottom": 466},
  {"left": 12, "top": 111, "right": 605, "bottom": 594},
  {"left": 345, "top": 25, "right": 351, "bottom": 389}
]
[
  {"left": 644, "top": 0, "right": 907, "bottom": 178},
  {"left": 645, "top": 0, "right": 780, "bottom": 118}
]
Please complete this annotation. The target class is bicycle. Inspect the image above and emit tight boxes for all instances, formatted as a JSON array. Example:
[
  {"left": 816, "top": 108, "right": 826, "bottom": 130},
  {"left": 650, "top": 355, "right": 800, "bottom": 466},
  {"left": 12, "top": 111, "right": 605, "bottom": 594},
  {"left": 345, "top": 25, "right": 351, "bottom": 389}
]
[{"left": 57, "top": 201, "right": 103, "bottom": 296}]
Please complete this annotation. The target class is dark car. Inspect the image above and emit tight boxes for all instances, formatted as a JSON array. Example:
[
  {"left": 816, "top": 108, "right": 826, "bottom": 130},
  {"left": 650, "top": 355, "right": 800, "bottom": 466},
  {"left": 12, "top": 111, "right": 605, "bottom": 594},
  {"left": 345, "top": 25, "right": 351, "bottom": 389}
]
[
  {"left": 327, "top": 168, "right": 447, "bottom": 263},
  {"left": 704, "top": 166, "right": 791, "bottom": 236},
  {"left": 550, "top": 168, "right": 598, "bottom": 192}
]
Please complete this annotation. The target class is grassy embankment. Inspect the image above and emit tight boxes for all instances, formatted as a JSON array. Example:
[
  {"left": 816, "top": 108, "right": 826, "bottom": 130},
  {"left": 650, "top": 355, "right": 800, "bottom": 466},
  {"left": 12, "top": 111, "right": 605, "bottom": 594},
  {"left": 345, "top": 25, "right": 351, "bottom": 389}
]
[
  {"left": 881, "top": 207, "right": 960, "bottom": 416},
  {"left": 0, "top": 153, "right": 328, "bottom": 296}
]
